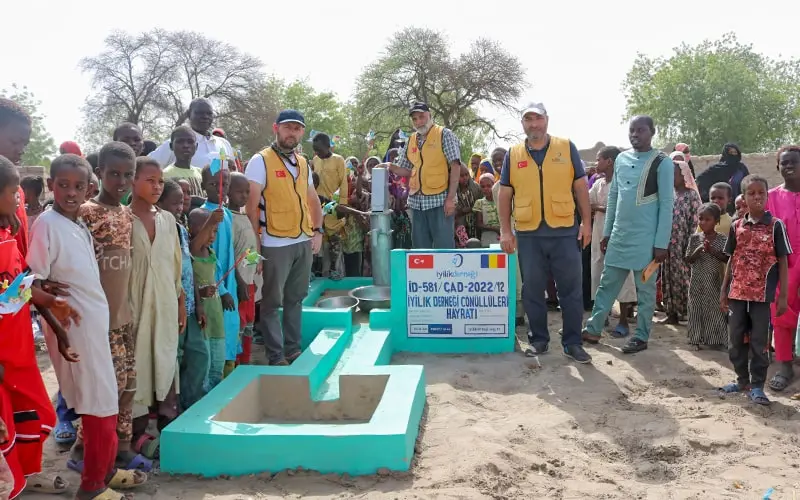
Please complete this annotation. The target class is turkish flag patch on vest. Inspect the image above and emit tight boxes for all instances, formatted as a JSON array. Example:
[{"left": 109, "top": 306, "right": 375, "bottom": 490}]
[
  {"left": 517, "top": 161, "right": 528, "bottom": 169},
  {"left": 275, "top": 170, "right": 286, "bottom": 178}
]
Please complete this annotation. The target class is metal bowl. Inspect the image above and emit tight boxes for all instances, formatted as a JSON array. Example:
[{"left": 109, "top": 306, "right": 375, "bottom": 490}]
[
  {"left": 316, "top": 295, "right": 360, "bottom": 311},
  {"left": 348, "top": 286, "right": 391, "bottom": 312}
]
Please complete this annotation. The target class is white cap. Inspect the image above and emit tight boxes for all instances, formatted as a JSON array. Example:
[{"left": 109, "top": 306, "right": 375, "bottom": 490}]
[{"left": 521, "top": 102, "right": 547, "bottom": 118}]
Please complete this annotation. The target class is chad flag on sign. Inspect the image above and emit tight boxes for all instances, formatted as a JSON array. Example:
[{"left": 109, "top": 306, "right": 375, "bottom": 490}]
[
  {"left": 481, "top": 254, "right": 506, "bottom": 269},
  {"left": 408, "top": 254, "right": 434, "bottom": 269}
]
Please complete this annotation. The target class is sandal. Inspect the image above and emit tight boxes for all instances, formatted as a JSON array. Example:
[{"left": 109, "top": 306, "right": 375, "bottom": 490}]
[
  {"left": 24, "top": 472, "right": 69, "bottom": 494},
  {"left": 67, "top": 459, "right": 84, "bottom": 473},
  {"left": 769, "top": 370, "right": 794, "bottom": 392},
  {"left": 610, "top": 324, "right": 630, "bottom": 339},
  {"left": 134, "top": 433, "right": 160, "bottom": 459},
  {"left": 107, "top": 468, "right": 147, "bottom": 490},
  {"left": 81, "top": 488, "right": 125, "bottom": 500},
  {"left": 749, "top": 388, "right": 771, "bottom": 406},
  {"left": 118, "top": 453, "right": 153, "bottom": 472},
  {"left": 718, "top": 382, "right": 748, "bottom": 395},
  {"left": 54, "top": 420, "right": 77, "bottom": 445}
]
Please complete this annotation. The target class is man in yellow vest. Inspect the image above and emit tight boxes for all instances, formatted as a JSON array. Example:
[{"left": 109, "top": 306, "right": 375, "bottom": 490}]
[
  {"left": 244, "top": 109, "right": 324, "bottom": 366},
  {"left": 385, "top": 102, "right": 461, "bottom": 248},
  {"left": 498, "top": 103, "right": 593, "bottom": 364}
]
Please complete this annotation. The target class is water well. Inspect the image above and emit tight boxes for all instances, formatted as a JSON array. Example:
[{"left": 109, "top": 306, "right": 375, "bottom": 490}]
[{"left": 160, "top": 168, "right": 517, "bottom": 477}]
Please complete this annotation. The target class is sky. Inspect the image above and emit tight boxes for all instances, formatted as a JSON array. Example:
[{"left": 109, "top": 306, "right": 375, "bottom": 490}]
[{"left": 2, "top": 0, "right": 798, "bottom": 154}]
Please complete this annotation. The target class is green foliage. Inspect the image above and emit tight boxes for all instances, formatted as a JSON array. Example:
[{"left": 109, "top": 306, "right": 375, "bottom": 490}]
[
  {"left": 1, "top": 84, "right": 57, "bottom": 167},
  {"left": 623, "top": 33, "right": 800, "bottom": 155}
]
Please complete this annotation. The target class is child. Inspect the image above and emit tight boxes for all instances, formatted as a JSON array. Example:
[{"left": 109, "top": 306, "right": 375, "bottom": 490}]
[
  {"left": 473, "top": 173, "right": 500, "bottom": 246},
  {"left": 704, "top": 182, "right": 733, "bottom": 236},
  {"left": 27, "top": 154, "right": 146, "bottom": 498},
  {"left": 176, "top": 178, "right": 193, "bottom": 225},
  {"left": 158, "top": 180, "right": 207, "bottom": 410},
  {"left": 228, "top": 173, "right": 258, "bottom": 365},
  {"left": 129, "top": 157, "right": 186, "bottom": 456},
  {"left": 199, "top": 163, "right": 239, "bottom": 377},
  {"left": 734, "top": 194, "right": 747, "bottom": 219},
  {"left": 77, "top": 141, "right": 152, "bottom": 473},
  {"left": 658, "top": 155, "right": 701, "bottom": 325},
  {"left": 163, "top": 126, "right": 204, "bottom": 203},
  {"left": 455, "top": 164, "right": 482, "bottom": 247},
  {"left": 188, "top": 208, "right": 226, "bottom": 389},
  {"left": 20, "top": 175, "right": 44, "bottom": 228},
  {"left": 720, "top": 175, "right": 791, "bottom": 406},
  {"left": 87, "top": 172, "right": 100, "bottom": 199},
  {"left": 685, "top": 203, "right": 728, "bottom": 349},
  {"left": 765, "top": 146, "right": 800, "bottom": 392},
  {"left": 589, "top": 146, "right": 637, "bottom": 337},
  {"left": 112, "top": 122, "right": 144, "bottom": 157}
]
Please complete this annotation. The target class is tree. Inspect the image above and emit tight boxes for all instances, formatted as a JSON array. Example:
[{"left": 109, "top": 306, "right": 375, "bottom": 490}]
[
  {"left": 623, "top": 33, "right": 800, "bottom": 155},
  {"left": 216, "top": 77, "right": 283, "bottom": 158},
  {"left": 0, "top": 85, "right": 56, "bottom": 167},
  {"left": 354, "top": 28, "right": 527, "bottom": 143},
  {"left": 79, "top": 29, "right": 264, "bottom": 149}
]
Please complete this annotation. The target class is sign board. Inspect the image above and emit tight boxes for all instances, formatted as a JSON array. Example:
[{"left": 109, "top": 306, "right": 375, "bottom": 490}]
[{"left": 406, "top": 252, "right": 510, "bottom": 338}]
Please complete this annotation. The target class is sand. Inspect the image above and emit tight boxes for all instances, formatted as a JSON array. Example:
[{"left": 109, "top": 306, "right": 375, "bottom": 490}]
[{"left": 26, "top": 312, "right": 800, "bottom": 500}]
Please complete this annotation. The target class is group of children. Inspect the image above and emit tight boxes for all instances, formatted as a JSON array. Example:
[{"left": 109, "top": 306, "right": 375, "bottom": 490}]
[
  {"left": 0, "top": 95, "right": 261, "bottom": 499},
  {"left": 589, "top": 142, "right": 800, "bottom": 406}
]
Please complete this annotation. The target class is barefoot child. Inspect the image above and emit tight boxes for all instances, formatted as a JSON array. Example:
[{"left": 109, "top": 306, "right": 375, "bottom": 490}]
[
  {"left": 199, "top": 162, "right": 239, "bottom": 377},
  {"left": 158, "top": 180, "right": 207, "bottom": 410},
  {"left": 77, "top": 141, "right": 153, "bottom": 472},
  {"left": 765, "top": 146, "right": 800, "bottom": 393},
  {"left": 188, "top": 208, "right": 226, "bottom": 389},
  {"left": 228, "top": 173, "right": 258, "bottom": 365},
  {"left": 27, "top": 154, "right": 146, "bottom": 499},
  {"left": 129, "top": 157, "right": 186, "bottom": 458},
  {"left": 686, "top": 203, "right": 728, "bottom": 349},
  {"left": 720, "top": 175, "right": 791, "bottom": 406}
]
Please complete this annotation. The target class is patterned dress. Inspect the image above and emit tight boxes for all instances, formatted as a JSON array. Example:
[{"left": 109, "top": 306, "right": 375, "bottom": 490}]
[
  {"left": 686, "top": 232, "right": 728, "bottom": 346},
  {"left": 662, "top": 188, "right": 701, "bottom": 318}
]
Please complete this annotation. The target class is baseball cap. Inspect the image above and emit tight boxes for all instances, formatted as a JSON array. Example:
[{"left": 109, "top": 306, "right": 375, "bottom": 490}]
[
  {"left": 520, "top": 103, "right": 547, "bottom": 118},
  {"left": 276, "top": 109, "right": 305, "bottom": 127},
  {"left": 212, "top": 127, "right": 226, "bottom": 138},
  {"left": 408, "top": 102, "right": 430, "bottom": 116}
]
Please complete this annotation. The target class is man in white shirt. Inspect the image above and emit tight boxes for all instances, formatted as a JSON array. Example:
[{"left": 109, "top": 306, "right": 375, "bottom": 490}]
[
  {"left": 149, "top": 98, "right": 234, "bottom": 168},
  {"left": 244, "top": 109, "right": 323, "bottom": 366}
]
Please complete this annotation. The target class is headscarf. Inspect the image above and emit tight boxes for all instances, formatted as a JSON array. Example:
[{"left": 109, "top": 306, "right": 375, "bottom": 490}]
[
  {"left": 674, "top": 143, "right": 690, "bottom": 161},
  {"left": 670, "top": 151, "right": 698, "bottom": 193},
  {"left": 478, "top": 173, "right": 495, "bottom": 185},
  {"left": 695, "top": 142, "right": 749, "bottom": 214},
  {"left": 478, "top": 159, "right": 499, "bottom": 181}
]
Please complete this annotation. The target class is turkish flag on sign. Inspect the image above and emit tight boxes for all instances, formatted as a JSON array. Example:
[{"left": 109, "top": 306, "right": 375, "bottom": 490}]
[
  {"left": 408, "top": 254, "right": 434, "bottom": 269},
  {"left": 275, "top": 170, "right": 287, "bottom": 178}
]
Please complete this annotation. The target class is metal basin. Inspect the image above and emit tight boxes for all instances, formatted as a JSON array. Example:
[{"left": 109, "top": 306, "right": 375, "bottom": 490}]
[
  {"left": 316, "top": 295, "right": 359, "bottom": 311},
  {"left": 348, "top": 286, "right": 391, "bottom": 312}
]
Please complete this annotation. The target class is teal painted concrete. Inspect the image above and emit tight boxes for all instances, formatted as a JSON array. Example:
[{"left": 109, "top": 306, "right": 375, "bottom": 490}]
[{"left": 161, "top": 249, "right": 515, "bottom": 477}]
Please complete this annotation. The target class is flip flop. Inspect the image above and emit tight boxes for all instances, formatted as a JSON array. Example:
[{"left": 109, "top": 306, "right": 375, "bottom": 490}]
[
  {"left": 768, "top": 373, "right": 793, "bottom": 392},
  {"left": 67, "top": 458, "right": 84, "bottom": 473},
  {"left": 119, "top": 453, "right": 153, "bottom": 472},
  {"left": 107, "top": 468, "right": 147, "bottom": 490},
  {"left": 718, "top": 382, "right": 749, "bottom": 395},
  {"left": 134, "top": 433, "right": 160, "bottom": 459},
  {"left": 610, "top": 324, "right": 630, "bottom": 338},
  {"left": 53, "top": 420, "right": 77, "bottom": 445}
]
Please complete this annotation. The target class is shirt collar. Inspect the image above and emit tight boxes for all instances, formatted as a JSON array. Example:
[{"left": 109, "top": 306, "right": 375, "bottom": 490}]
[{"left": 743, "top": 211, "right": 773, "bottom": 225}]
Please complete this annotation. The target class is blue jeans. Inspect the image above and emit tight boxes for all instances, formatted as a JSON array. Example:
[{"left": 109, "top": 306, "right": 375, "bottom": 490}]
[
  {"left": 179, "top": 316, "right": 210, "bottom": 410},
  {"left": 517, "top": 234, "right": 583, "bottom": 347},
  {"left": 410, "top": 206, "right": 454, "bottom": 249},
  {"left": 56, "top": 391, "right": 77, "bottom": 423}
]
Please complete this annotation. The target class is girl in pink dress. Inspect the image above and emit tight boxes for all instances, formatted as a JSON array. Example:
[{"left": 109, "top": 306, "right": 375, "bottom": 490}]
[{"left": 765, "top": 146, "right": 800, "bottom": 393}]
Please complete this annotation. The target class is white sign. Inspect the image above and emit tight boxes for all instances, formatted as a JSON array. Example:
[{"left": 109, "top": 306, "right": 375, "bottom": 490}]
[{"left": 406, "top": 252, "right": 510, "bottom": 338}]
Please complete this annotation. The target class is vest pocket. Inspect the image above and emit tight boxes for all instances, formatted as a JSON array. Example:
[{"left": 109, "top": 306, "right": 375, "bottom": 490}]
[
  {"left": 424, "top": 170, "right": 447, "bottom": 193},
  {"left": 268, "top": 206, "right": 297, "bottom": 233},
  {"left": 550, "top": 193, "right": 576, "bottom": 218},
  {"left": 513, "top": 198, "right": 533, "bottom": 223}
]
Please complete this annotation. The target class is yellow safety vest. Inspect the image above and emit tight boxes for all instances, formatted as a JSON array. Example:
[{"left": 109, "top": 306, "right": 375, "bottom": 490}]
[
  {"left": 508, "top": 136, "right": 575, "bottom": 231},
  {"left": 407, "top": 125, "right": 449, "bottom": 196},
  {"left": 259, "top": 147, "right": 313, "bottom": 238}
]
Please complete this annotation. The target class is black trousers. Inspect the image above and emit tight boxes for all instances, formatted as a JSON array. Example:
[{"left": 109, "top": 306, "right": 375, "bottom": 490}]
[
  {"left": 728, "top": 300, "right": 771, "bottom": 389},
  {"left": 582, "top": 243, "right": 593, "bottom": 310}
]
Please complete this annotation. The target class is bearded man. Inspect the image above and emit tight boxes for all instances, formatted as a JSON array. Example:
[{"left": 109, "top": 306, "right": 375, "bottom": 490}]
[
  {"left": 244, "top": 109, "right": 323, "bottom": 366},
  {"left": 384, "top": 102, "right": 462, "bottom": 248}
]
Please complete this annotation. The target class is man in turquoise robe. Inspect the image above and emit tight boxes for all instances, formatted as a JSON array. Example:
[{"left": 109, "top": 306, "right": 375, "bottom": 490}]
[{"left": 582, "top": 116, "right": 674, "bottom": 353}]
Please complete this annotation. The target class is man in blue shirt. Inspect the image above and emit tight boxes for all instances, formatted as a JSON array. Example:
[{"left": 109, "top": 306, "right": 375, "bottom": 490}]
[{"left": 498, "top": 103, "right": 592, "bottom": 364}]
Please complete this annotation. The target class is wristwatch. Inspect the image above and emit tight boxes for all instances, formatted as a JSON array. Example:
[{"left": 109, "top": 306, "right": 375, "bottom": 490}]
[{"left": 313, "top": 227, "right": 323, "bottom": 235}]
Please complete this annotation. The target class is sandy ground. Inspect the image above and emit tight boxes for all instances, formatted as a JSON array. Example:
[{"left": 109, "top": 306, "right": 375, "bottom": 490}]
[{"left": 25, "top": 311, "right": 800, "bottom": 500}]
